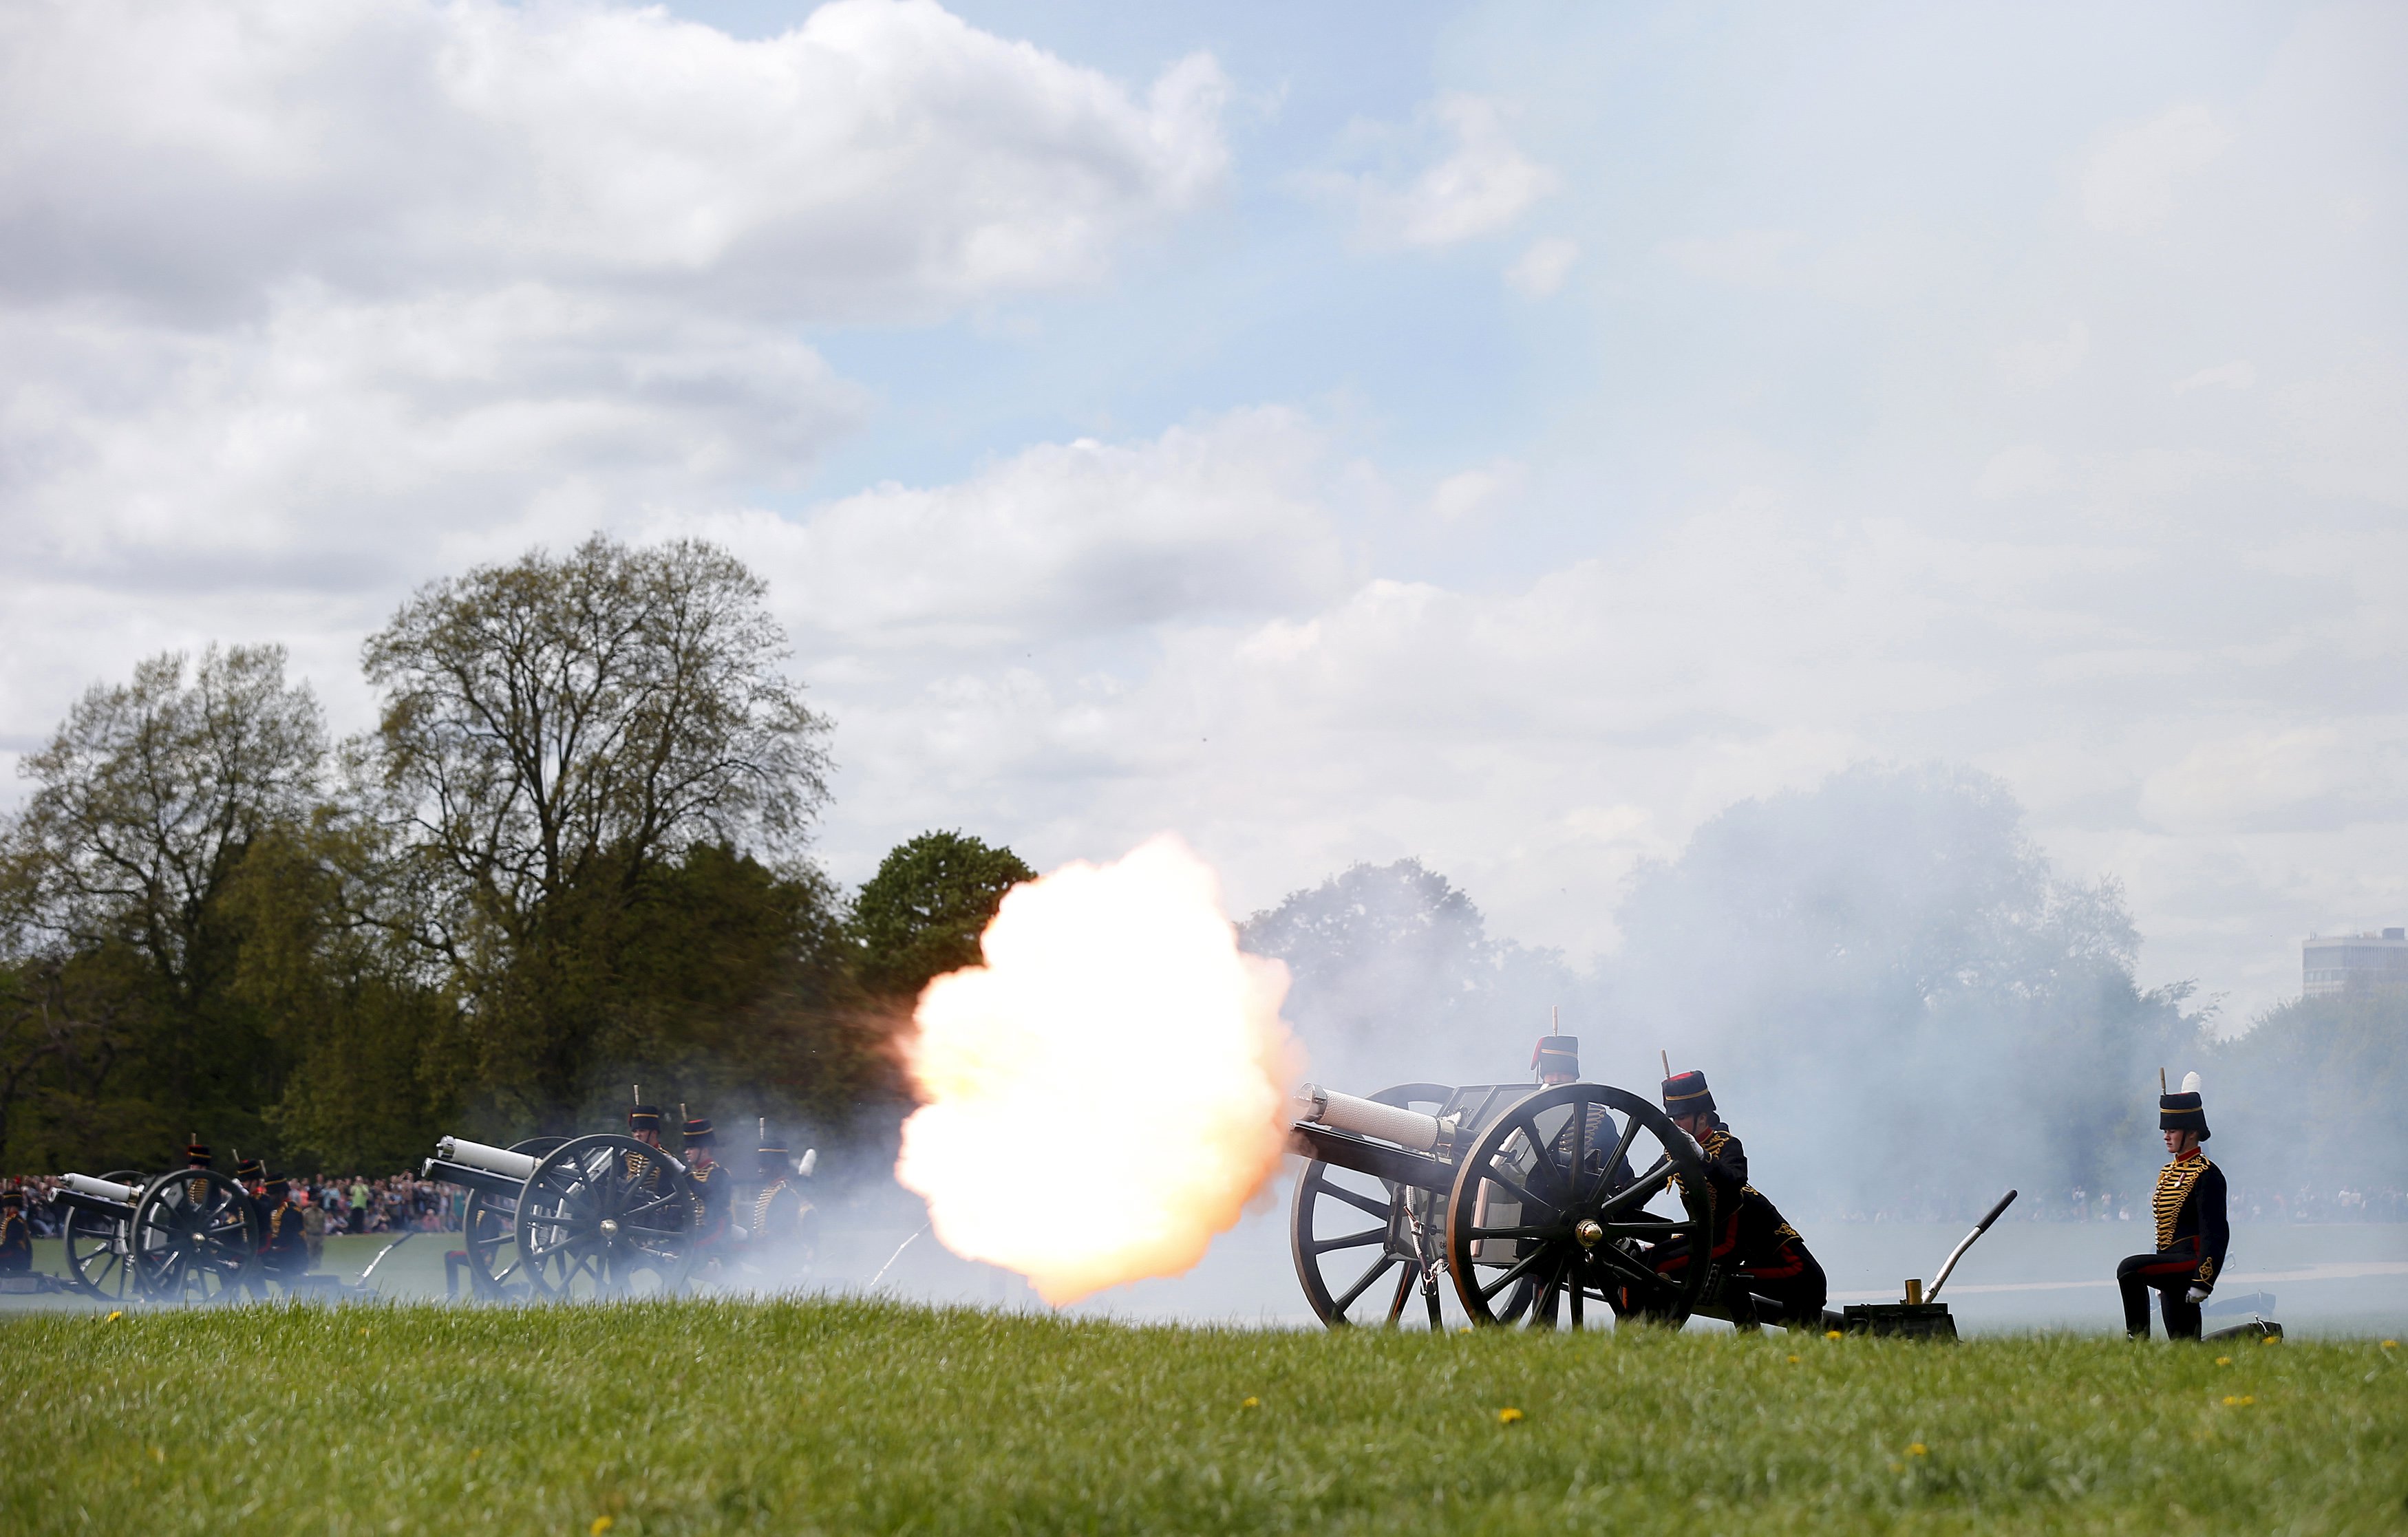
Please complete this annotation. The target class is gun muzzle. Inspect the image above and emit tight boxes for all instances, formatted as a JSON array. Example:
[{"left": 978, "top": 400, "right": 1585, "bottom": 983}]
[
  {"left": 61, "top": 1172, "right": 142, "bottom": 1205},
  {"left": 434, "top": 1137, "right": 540, "bottom": 1182},
  {"left": 1293, "top": 1084, "right": 1447, "bottom": 1153}
]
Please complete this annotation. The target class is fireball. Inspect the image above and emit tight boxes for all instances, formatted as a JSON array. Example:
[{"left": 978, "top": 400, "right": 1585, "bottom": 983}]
[{"left": 895, "top": 835, "right": 1301, "bottom": 1305}]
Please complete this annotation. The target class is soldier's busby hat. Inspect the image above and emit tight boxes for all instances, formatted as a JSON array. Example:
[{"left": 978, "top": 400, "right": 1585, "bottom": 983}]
[
  {"left": 1661, "top": 1070, "right": 1716, "bottom": 1117},
  {"left": 1531, "top": 1035, "right": 1579, "bottom": 1079},
  {"left": 757, "top": 1125, "right": 789, "bottom": 1177},
  {"left": 628, "top": 1099, "right": 662, "bottom": 1134},
  {"left": 1, "top": 1188, "right": 22, "bottom": 1206},
  {"left": 263, "top": 1176, "right": 290, "bottom": 1199},
  {"left": 185, "top": 1136, "right": 213, "bottom": 1168},
  {"left": 233, "top": 1156, "right": 265, "bottom": 1184},
  {"left": 682, "top": 1115, "right": 716, "bottom": 1148},
  {"left": 2160, "top": 1071, "right": 2210, "bottom": 1140}
]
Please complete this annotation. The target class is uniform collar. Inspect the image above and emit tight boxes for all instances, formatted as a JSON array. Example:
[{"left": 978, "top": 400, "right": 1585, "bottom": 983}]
[{"left": 2175, "top": 1148, "right": 2203, "bottom": 1164}]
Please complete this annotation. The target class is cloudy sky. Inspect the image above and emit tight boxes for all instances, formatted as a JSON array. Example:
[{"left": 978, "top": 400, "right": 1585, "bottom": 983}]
[{"left": 2, "top": 0, "right": 2400, "bottom": 1022}]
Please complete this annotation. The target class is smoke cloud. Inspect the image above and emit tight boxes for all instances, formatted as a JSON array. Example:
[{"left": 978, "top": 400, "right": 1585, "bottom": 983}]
[{"left": 895, "top": 835, "right": 1300, "bottom": 1304}]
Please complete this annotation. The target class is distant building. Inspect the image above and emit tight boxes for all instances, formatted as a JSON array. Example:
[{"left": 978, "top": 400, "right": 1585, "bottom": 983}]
[{"left": 2303, "top": 927, "right": 2408, "bottom": 999}]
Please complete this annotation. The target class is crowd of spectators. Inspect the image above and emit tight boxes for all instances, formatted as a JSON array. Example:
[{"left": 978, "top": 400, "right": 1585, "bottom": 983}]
[{"left": 1, "top": 1172, "right": 466, "bottom": 1237}]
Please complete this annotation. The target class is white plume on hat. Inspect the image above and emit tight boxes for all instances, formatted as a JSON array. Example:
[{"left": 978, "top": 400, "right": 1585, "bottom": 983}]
[{"left": 2180, "top": 1071, "right": 2202, "bottom": 1094}]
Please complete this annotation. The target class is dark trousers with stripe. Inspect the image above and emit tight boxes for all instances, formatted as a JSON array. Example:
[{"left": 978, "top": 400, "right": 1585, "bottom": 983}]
[
  {"left": 1741, "top": 1240, "right": 1828, "bottom": 1329},
  {"left": 2116, "top": 1243, "right": 2204, "bottom": 1339}
]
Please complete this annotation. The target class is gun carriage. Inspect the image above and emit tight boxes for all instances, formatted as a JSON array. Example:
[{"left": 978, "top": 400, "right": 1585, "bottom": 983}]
[
  {"left": 423, "top": 1132, "right": 699, "bottom": 1300},
  {"left": 52, "top": 1167, "right": 262, "bottom": 1304},
  {"left": 1290, "top": 1079, "right": 1714, "bottom": 1330}
]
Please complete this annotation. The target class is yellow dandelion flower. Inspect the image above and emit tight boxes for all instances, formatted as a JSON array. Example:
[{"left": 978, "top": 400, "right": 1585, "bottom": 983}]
[
  {"left": 2383, "top": 1340, "right": 2398, "bottom": 1351},
  {"left": 590, "top": 1518, "right": 614, "bottom": 1536},
  {"left": 1787, "top": 1354, "right": 1800, "bottom": 1364},
  {"left": 1242, "top": 1397, "right": 1259, "bottom": 1409},
  {"left": 2220, "top": 1395, "right": 2255, "bottom": 1407},
  {"left": 1497, "top": 1407, "right": 1524, "bottom": 1426},
  {"left": 2259, "top": 1333, "right": 2278, "bottom": 1345},
  {"left": 1826, "top": 1329, "right": 1843, "bottom": 1340},
  {"left": 107, "top": 1310, "right": 124, "bottom": 1322},
  {"left": 1908, "top": 1443, "right": 1928, "bottom": 1457},
  {"left": 2214, "top": 1356, "right": 2231, "bottom": 1366}
]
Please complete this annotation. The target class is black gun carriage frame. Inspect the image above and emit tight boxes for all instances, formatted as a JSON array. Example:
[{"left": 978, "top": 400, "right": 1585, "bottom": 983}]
[
  {"left": 423, "top": 1132, "right": 702, "bottom": 1301},
  {"left": 52, "top": 1166, "right": 266, "bottom": 1304},
  {"left": 1292, "top": 1077, "right": 2044, "bottom": 1337},
  {"left": 1290, "top": 1079, "right": 1720, "bottom": 1329}
]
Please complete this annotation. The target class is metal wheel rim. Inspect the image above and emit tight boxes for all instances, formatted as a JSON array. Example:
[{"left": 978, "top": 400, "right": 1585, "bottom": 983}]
[
  {"left": 1444, "top": 1082, "right": 1711, "bottom": 1329},
  {"left": 461, "top": 1136, "right": 567, "bottom": 1298},
  {"left": 1291, "top": 1082, "right": 1456, "bottom": 1330},
  {"left": 513, "top": 1134, "right": 694, "bottom": 1302},
  {"left": 61, "top": 1168, "right": 145, "bottom": 1302},
  {"left": 130, "top": 1169, "right": 260, "bottom": 1305}
]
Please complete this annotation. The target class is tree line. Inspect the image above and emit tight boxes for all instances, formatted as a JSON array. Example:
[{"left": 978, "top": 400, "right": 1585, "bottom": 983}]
[{"left": 0, "top": 537, "right": 1030, "bottom": 1178}]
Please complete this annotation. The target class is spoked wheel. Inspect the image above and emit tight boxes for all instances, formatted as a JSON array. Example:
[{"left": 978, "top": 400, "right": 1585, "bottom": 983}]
[
  {"left": 61, "top": 1169, "right": 146, "bottom": 1304},
  {"left": 460, "top": 1136, "right": 567, "bottom": 1300},
  {"left": 130, "top": 1170, "right": 262, "bottom": 1304},
  {"left": 1292, "top": 1083, "right": 1462, "bottom": 1329},
  {"left": 515, "top": 1135, "right": 695, "bottom": 1301},
  {"left": 1445, "top": 1083, "right": 1711, "bottom": 1330}
]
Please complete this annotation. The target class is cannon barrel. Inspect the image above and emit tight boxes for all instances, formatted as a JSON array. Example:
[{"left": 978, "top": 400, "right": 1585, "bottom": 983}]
[
  {"left": 1294, "top": 1084, "right": 1448, "bottom": 1152},
  {"left": 61, "top": 1172, "right": 142, "bottom": 1205},
  {"left": 436, "top": 1136, "right": 540, "bottom": 1181}
]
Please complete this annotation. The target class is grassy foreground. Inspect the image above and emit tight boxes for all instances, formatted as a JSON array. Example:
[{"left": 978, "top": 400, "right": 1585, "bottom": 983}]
[{"left": 6, "top": 1300, "right": 2404, "bottom": 1535}]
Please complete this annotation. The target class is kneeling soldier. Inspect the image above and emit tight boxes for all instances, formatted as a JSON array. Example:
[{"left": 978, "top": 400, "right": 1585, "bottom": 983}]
[
  {"left": 2116, "top": 1073, "right": 2228, "bottom": 1341},
  {"left": 1648, "top": 1068, "right": 1826, "bottom": 1329},
  {"left": 259, "top": 1177, "right": 310, "bottom": 1280},
  {"left": 0, "top": 1189, "right": 31, "bottom": 1277}
]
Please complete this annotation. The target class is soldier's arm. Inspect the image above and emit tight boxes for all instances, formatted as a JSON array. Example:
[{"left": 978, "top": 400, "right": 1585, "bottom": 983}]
[
  {"left": 1710, "top": 1133, "right": 1749, "bottom": 1186},
  {"left": 2194, "top": 1164, "right": 2230, "bottom": 1291}
]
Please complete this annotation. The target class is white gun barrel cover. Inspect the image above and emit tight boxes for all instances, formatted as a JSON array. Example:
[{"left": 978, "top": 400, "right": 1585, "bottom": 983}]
[
  {"left": 62, "top": 1172, "right": 140, "bottom": 1203},
  {"left": 435, "top": 1136, "right": 540, "bottom": 1182},
  {"left": 1294, "top": 1084, "right": 1443, "bottom": 1152}
]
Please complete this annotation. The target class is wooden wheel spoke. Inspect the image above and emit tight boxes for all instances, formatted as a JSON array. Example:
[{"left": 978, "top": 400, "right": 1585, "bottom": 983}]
[
  {"left": 1474, "top": 1164, "right": 1561, "bottom": 1224},
  {"left": 1385, "top": 1264, "right": 1416, "bottom": 1325},
  {"left": 1478, "top": 1243, "right": 1553, "bottom": 1302},
  {"left": 1318, "top": 1181, "right": 1396, "bottom": 1221},
  {"left": 1310, "top": 1226, "right": 1389, "bottom": 1256},
  {"left": 1599, "top": 1161, "right": 1672, "bottom": 1217},
  {"left": 1331, "top": 1253, "right": 1398, "bottom": 1315}
]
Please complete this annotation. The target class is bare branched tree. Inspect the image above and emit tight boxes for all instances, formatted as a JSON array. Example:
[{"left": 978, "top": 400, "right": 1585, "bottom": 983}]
[
  {"left": 350, "top": 535, "right": 833, "bottom": 1110},
  {"left": 1, "top": 645, "right": 326, "bottom": 997}
]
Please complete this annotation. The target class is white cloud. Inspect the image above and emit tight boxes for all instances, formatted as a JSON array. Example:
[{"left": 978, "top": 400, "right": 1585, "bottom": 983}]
[
  {"left": 1976, "top": 445, "right": 2065, "bottom": 501},
  {"left": 0, "top": 0, "right": 1228, "bottom": 319},
  {"left": 1996, "top": 322, "right": 2089, "bottom": 387},
  {"left": 2081, "top": 104, "right": 2234, "bottom": 234},
  {"left": 2175, "top": 361, "right": 2257, "bottom": 392},
  {"left": 1660, "top": 228, "right": 1803, "bottom": 288},
  {"left": 1426, "top": 460, "right": 1526, "bottom": 522},
  {"left": 665, "top": 409, "right": 1350, "bottom": 649},
  {"left": 1308, "top": 94, "right": 1557, "bottom": 249},
  {"left": 1504, "top": 237, "right": 1579, "bottom": 297}
]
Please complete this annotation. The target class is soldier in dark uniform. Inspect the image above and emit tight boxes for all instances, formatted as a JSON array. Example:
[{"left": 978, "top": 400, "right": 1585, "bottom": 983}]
[
  {"left": 1533, "top": 1034, "right": 1637, "bottom": 1192},
  {"left": 1645, "top": 1068, "right": 1826, "bottom": 1330},
  {"left": 681, "top": 1113, "right": 730, "bottom": 1250},
  {"left": 626, "top": 1091, "right": 666, "bottom": 1190},
  {"left": 0, "top": 1189, "right": 32, "bottom": 1276},
  {"left": 258, "top": 1176, "right": 310, "bottom": 1282},
  {"left": 233, "top": 1154, "right": 266, "bottom": 1199},
  {"left": 747, "top": 1122, "right": 815, "bottom": 1263},
  {"left": 2116, "top": 1074, "right": 2228, "bottom": 1340}
]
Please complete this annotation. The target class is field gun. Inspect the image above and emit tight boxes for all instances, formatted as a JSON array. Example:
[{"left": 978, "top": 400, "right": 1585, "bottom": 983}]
[
  {"left": 1289, "top": 1079, "right": 1714, "bottom": 1330},
  {"left": 423, "top": 1132, "right": 699, "bottom": 1300},
  {"left": 52, "top": 1165, "right": 261, "bottom": 1305}
]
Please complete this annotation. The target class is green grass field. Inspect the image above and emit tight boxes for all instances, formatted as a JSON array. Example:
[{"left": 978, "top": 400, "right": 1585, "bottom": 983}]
[{"left": 6, "top": 1298, "right": 2404, "bottom": 1536}]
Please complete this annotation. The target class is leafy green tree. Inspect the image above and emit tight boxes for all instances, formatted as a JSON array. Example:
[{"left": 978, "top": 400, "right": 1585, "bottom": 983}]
[
  {"left": 2211, "top": 987, "right": 2408, "bottom": 1199},
  {"left": 0, "top": 645, "right": 328, "bottom": 1165},
  {"left": 350, "top": 535, "right": 834, "bottom": 1125},
  {"left": 849, "top": 831, "right": 1036, "bottom": 999}
]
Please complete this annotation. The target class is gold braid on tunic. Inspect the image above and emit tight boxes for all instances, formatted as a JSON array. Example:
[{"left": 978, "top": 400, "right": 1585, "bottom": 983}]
[{"left": 2152, "top": 1154, "right": 2211, "bottom": 1251}]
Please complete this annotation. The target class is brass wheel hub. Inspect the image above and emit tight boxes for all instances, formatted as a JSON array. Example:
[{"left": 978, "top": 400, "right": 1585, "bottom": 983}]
[{"left": 1574, "top": 1218, "right": 1603, "bottom": 1249}]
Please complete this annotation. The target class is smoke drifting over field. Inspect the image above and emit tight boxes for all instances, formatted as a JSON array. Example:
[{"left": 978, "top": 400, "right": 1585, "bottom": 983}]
[
  {"left": 1249, "top": 764, "right": 2213, "bottom": 1221},
  {"left": 896, "top": 836, "right": 1299, "bottom": 1304}
]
